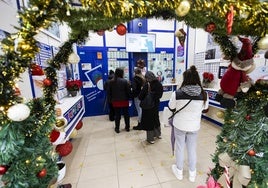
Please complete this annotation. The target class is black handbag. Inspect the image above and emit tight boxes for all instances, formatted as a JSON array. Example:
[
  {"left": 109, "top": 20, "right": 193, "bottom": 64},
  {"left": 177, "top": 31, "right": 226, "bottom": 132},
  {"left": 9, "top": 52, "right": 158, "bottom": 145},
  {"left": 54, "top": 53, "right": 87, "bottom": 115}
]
[{"left": 140, "top": 83, "right": 155, "bottom": 109}]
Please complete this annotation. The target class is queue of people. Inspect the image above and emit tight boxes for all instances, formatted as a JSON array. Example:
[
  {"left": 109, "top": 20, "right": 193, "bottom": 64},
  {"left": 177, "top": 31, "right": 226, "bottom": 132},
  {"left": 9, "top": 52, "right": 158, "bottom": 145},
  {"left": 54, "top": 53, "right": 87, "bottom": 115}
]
[{"left": 105, "top": 63, "right": 208, "bottom": 183}]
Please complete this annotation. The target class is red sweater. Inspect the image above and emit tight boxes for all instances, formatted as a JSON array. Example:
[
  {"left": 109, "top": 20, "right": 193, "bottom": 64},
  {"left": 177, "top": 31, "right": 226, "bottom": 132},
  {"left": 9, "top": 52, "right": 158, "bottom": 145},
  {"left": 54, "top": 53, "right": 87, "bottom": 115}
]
[{"left": 112, "top": 100, "right": 129, "bottom": 107}]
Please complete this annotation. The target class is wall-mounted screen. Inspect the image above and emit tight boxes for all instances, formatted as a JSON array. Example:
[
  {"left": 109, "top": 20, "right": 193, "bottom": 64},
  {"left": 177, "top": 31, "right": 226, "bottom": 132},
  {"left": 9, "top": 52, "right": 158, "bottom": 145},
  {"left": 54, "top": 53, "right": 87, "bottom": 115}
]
[{"left": 125, "top": 33, "right": 156, "bottom": 52}]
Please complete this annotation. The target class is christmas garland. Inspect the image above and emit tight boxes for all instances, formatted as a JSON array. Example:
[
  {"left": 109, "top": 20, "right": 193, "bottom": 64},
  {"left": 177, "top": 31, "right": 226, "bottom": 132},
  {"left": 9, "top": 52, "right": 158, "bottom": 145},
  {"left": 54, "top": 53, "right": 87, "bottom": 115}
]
[{"left": 0, "top": 0, "right": 267, "bottom": 187}]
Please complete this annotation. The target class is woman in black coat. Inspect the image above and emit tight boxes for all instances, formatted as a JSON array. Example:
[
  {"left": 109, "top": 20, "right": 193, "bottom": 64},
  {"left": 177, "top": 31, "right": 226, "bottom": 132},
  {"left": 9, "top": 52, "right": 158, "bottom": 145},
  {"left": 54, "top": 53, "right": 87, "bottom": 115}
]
[{"left": 138, "top": 71, "right": 163, "bottom": 144}]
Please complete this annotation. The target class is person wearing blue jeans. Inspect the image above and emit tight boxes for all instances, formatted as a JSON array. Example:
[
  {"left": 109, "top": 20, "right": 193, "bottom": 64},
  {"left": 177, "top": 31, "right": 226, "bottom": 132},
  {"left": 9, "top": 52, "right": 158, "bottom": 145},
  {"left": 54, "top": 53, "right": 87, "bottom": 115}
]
[
  {"left": 173, "top": 129, "right": 198, "bottom": 179},
  {"left": 132, "top": 67, "right": 145, "bottom": 130},
  {"left": 134, "top": 97, "right": 142, "bottom": 124},
  {"left": 168, "top": 65, "right": 209, "bottom": 182}
]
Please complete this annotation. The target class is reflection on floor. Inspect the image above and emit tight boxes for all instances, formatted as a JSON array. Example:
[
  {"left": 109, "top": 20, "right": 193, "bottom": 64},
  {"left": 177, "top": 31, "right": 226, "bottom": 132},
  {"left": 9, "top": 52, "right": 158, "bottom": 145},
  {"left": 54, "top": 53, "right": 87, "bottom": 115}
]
[{"left": 60, "top": 114, "right": 221, "bottom": 188}]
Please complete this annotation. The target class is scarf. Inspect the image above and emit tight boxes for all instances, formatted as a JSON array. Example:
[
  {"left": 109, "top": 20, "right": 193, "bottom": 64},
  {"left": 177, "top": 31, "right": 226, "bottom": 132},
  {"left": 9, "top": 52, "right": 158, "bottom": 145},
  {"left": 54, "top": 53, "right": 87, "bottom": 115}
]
[{"left": 181, "top": 85, "right": 201, "bottom": 96}]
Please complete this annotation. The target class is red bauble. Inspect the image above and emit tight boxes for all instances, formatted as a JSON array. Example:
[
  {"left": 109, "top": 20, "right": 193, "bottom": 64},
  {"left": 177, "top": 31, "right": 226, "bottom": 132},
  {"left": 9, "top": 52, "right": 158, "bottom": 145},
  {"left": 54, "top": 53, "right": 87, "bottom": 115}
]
[
  {"left": 205, "top": 22, "right": 216, "bottom": 33},
  {"left": 245, "top": 115, "right": 251, "bottom": 121},
  {"left": 31, "top": 64, "right": 44, "bottom": 76},
  {"left": 0, "top": 165, "right": 8, "bottom": 175},
  {"left": 247, "top": 149, "right": 256, "bottom": 156},
  {"left": 37, "top": 168, "right": 47, "bottom": 178},
  {"left": 50, "top": 129, "right": 60, "bottom": 143},
  {"left": 43, "top": 78, "right": 52, "bottom": 86},
  {"left": 56, "top": 141, "right": 73, "bottom": 157},
  {"left": 75, "top": 120, "right": 83, "bottom": 130},
  {"left": 116, "top": 23, "right": 127, "bottom": 36}
]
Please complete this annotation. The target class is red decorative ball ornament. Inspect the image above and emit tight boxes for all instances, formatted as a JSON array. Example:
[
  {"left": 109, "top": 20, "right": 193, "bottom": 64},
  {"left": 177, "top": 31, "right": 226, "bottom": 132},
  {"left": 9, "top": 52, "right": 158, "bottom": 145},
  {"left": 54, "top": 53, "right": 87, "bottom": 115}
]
[
  {"left": 43, "top": 78, "right": 52, "bottom": 86},
  {"left": 0, "top": 165, "right": 8, "bottom": 175},
  {"left": 31, "top": 64, "right": 44, "bottom": 76},
  {"left": 247, "top": 149, "right": 256, "bottom": 156},
  {"left": 245, "top": 114, "right": 251, "bottom": 121},
  {"left": 205, "top": 22, "right": 216, "bottom": 33},
  {"left": 75, "top": 120, "right": 83, "bottom": 130},
  {"left": 116, "top": 24, "right": 127, "bottom": 36},
  {"left": 50, "top": 129, "right": 60, "bottom": 143},
  {"left": 56, "top": 141, "right": 73, "bottom": 157},
  {"left": 37, "top": 168, "right": 47, "bottom": 178}
]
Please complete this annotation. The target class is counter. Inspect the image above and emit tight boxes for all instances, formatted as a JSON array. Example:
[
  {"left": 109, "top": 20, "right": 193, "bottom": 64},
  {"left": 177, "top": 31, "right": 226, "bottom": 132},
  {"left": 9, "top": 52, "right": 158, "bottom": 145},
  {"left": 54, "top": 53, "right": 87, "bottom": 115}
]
[
  {"left": 203, "top": 88, "right": 224, "bottom": 127},
  {"left": 56, "top": 95, "right": 85, "bottom": 141}
]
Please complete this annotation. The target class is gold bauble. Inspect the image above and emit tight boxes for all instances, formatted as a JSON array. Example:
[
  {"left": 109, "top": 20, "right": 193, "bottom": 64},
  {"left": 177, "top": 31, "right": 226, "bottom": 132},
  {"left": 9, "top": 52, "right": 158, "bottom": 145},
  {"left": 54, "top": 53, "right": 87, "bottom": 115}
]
[
  {"left": 258, "top": 35, "right": 268, "bottom": 50},
  {"left": 175, "top": 0, "right": 191, "bottom": 17},
  {"left": 56, "top": 117, "right": 67, "bottom": 128},
  {"left": 216, "top": 111, "right": 224, "bottom": 119},
  {"left": 256, "top": 91, "right": 262, "bottom": 95},
  {"left": 70, "top": 129, "right": 78, "bottom": 139}
]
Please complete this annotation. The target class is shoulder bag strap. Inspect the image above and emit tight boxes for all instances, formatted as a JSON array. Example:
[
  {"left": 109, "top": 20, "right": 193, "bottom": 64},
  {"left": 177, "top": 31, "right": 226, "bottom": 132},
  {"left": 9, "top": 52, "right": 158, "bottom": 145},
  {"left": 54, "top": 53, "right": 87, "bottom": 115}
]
[{"left": 168, "top": 99, "right": 192, "bottom": 119}]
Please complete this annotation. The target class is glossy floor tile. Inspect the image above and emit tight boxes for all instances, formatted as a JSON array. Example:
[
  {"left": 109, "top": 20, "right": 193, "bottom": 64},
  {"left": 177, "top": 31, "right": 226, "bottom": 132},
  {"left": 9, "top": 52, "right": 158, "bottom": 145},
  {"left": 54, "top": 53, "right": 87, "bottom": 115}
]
[{"left": 60, "top": 114, "right": 221, "bottom": 188}]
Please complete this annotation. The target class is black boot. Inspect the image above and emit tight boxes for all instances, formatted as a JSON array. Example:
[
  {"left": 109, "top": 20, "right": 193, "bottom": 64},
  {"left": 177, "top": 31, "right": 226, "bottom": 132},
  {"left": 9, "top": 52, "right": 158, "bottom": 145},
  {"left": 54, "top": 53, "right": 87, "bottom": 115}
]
[
  {"left": 220, "top": 98, "right": 236, "bottom": 109},
  {"left": 58, "top": 184, "right": 72, "bottom": 188},
  {"left": 133, "top": 123, "right": 142, "bottom": 130},
  {"left": 125, "top": 127, "right": 130, "bottom": 132},
  {"left": 114, "top": 128, "right": 120, "bottom": 133},
  {"left": 215, "top": 93, "right": 223, "bottom": 102}
]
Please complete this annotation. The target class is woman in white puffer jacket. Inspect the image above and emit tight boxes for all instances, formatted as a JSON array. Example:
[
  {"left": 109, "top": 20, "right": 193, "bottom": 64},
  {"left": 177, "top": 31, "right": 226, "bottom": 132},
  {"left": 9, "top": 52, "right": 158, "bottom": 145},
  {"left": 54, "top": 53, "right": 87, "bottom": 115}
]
[{"left": 168, "top": 65, "right": 209, "bottom": 183}]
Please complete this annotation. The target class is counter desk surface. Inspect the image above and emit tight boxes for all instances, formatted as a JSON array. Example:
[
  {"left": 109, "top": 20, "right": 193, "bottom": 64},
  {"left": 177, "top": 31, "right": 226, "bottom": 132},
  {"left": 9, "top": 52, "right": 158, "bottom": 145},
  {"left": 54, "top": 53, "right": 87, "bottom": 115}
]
[{"left": 56, "top": 95, "right": 85, "bottom": 141}]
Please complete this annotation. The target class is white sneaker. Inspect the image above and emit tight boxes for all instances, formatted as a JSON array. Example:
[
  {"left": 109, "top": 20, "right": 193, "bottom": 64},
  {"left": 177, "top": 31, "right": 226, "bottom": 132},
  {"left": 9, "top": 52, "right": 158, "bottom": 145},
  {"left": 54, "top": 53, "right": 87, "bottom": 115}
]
[
  {"left": 189, "top": 170, "right": 196, "bottom": 182},
  {"left": 147, "top": 140, "right": 155, "bottom": 144},
  {"left": 171, "top": 164, "right": 183, "bottom": 180}
]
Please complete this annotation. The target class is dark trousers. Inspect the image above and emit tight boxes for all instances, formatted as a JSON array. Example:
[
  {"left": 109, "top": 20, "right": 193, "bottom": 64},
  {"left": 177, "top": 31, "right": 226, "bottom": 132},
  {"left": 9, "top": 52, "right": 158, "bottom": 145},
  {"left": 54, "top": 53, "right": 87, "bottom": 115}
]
[
  {"left": 114, "top": 106, "right": 130, "bottom": 130},
  {"left": 108, "top": 103, "right": 115, "bottom": 121},
  {"left": 147, "top": 126, "right": 161, "bottom": 142}
]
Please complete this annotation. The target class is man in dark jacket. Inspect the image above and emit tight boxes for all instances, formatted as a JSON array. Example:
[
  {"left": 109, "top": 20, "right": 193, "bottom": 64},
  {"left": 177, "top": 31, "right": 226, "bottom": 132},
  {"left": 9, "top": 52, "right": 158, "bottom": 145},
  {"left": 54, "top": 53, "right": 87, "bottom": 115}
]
[{"left": 107, "top": 68, "right": 132, "bottom": 133}]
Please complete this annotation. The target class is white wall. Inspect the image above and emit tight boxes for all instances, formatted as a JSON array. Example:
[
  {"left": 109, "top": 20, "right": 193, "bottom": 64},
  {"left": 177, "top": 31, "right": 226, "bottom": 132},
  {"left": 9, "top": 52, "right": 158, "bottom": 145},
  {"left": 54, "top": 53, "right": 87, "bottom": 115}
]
[
  {"left": 0, "top": 0, "right": 33, "bottom": 99},
  {"left": 194, "top": 29, "right": 208, "bottom": 53},
  {"left": 0, "top": 0, "right": 66, "bottom": 100},
  {"left": 148, "top": 18, "right": 175, "bottom": 31},
  {"left": 0, "top": 1, "right": 19, "bottom": 33}
]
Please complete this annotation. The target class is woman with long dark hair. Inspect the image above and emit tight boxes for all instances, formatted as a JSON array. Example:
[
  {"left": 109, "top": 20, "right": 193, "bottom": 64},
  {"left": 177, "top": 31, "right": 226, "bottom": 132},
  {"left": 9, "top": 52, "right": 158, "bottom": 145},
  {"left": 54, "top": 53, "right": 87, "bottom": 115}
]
[
  {"left": 138, "top": 71, "right": 163, "bottom": 144},
  {"left": 168, "top": 65, "right": 209, "bottom": 182}
]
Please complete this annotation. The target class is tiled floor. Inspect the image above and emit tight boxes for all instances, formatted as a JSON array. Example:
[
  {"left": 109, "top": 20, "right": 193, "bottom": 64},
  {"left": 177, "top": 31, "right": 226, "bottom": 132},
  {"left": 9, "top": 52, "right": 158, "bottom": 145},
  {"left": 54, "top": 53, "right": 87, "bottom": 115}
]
[{"left": 60, "top": 114, "right": 221, "bottom": 188}]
